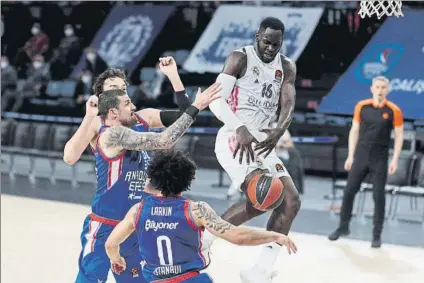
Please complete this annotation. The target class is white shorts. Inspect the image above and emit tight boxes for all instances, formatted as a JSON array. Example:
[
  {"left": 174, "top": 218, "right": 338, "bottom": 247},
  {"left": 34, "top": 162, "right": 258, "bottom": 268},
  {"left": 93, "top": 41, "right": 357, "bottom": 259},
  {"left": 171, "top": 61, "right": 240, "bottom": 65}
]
[{"left": 215, "top": 132, "right": 290, "bottom": 191}]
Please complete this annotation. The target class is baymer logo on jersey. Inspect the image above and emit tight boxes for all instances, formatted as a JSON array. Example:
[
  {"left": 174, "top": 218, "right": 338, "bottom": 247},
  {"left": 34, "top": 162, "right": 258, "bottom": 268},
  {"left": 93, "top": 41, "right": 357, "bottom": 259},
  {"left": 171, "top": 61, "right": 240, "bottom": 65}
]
[
  {"left": 98, "top": 15, "right": 153, "bottom": 68},
  {"left": 145, "top": 220, "right": 179, "bottom": 232}
]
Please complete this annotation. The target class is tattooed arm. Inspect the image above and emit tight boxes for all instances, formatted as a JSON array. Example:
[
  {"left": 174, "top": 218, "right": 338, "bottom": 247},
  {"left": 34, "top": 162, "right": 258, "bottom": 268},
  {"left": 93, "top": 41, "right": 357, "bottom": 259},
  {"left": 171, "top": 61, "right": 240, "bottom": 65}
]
[
  {"left": 191, "top": 201, "right": 288, "bottom": 247},
  {"left": 98, "top": 111, "right": 195, "bottom": 157}
]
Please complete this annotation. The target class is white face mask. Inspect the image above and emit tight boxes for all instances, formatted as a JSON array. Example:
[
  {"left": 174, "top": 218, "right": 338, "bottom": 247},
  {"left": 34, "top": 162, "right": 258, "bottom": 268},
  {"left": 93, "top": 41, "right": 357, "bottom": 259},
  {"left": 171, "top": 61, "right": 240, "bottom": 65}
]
[
  {"left": 33, "top": 61, "right": 43, "bottom": 69},
  {"left": 31, "top": 27, "right": 40, "bottom": 35},
  {"left": 1, "top": 61, "right": 8, "bottom": 69},
  {"left": 81, "top": 75, "right": 92, "bottom": 84},
  {"left": 64, "top": 28, "right": 74, "bottom": 37},
  {"left": 87, "top": 53, "right": 96, "bottom": 61}
]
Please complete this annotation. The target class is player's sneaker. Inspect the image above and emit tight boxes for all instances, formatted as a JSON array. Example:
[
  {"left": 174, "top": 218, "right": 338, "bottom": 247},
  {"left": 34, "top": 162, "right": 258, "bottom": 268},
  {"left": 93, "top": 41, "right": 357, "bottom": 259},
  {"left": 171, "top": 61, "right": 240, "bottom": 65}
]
[{"left": 240, "top": 266, "right": 277, "bottom": 283}]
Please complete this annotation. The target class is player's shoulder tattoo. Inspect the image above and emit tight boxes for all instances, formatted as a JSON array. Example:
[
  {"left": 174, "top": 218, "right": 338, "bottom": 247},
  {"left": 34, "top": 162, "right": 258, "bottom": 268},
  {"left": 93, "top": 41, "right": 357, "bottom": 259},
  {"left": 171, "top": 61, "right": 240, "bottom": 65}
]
[{"left": 192, "top": 201, "right": 233, "bottom": 234}]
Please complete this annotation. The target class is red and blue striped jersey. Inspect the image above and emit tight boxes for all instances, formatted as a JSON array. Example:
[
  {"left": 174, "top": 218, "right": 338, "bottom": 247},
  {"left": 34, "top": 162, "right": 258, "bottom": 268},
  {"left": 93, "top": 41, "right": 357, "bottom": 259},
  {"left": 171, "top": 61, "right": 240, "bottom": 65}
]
[{"left": 91, "top": 115, "right": 151, "bottom": 222}]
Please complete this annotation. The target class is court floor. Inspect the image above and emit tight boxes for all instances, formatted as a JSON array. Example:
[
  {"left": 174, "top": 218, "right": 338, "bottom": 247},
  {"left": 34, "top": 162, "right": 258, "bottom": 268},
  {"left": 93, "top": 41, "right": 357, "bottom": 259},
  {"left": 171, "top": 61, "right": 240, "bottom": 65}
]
[{"left": 1, "top": 194, "right": 423, "bottom": 283}]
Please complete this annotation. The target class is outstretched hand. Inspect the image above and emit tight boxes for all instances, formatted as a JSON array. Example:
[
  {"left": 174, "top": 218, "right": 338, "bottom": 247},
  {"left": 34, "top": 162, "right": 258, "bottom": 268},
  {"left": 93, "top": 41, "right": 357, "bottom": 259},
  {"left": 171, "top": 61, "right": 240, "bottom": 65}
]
[
  {"left": 233, "top": 126, "right": 258, "bottom": 165},
  {"left": 254, "top": 128, "right": 283, "bottom": 158}
]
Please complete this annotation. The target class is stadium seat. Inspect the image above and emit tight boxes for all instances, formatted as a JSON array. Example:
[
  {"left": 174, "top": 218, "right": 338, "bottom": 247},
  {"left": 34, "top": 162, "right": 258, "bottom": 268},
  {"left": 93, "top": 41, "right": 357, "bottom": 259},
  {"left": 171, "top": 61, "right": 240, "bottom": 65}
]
[
  {"left": 32, "top": 123, "right": 53, "bottom": 152},
  {"left": 140, "top": 67, "right": 157, "bottom": 82},
  {"left": 1, "top": 119, "right": 16, "bottom": 146},
  {"left": 46, "top": 81, "right": 62, "bottom": 97},
  {"left": 60, "top": 80, "right": 77, "bottom": 98},
  {"left": 127, "top": 85, "right": 137, "bottom": 98},
  {"left": 49, "top": 124, "right": 72, "bottom": 155},
  {"left": 391, "top": 154, "right": 424, "bottom": 224},
  {"left": 174, "top": 49, "right": 190, "bottom": 66}
]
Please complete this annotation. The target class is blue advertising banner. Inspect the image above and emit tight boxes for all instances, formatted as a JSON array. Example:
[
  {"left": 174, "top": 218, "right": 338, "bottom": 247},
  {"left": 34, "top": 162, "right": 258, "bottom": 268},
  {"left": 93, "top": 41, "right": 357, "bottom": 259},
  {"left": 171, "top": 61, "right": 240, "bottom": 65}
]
[
  {"left": 318, "top": 10, "right": 424, "bottom": 120},
  {"left": 71, "top": 4, "right": 174, "bottom": 77},
  {"left": 183, "top": 5, "right": 323, "bottom": 73}
]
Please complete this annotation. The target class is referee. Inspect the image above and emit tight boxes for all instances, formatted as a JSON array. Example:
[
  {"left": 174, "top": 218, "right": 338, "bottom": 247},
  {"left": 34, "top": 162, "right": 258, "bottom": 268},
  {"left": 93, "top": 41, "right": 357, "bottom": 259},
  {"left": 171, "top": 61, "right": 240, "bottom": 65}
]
[{"left": 328, "top": 76, "right": 404, "bottom": 248}]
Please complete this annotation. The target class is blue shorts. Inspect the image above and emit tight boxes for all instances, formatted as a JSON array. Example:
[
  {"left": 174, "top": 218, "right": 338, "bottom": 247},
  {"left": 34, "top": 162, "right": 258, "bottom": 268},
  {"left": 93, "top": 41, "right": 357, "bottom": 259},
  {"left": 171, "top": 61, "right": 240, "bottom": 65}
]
[{"left": 75, "top": 215, "right": 147, "bottom": 283}]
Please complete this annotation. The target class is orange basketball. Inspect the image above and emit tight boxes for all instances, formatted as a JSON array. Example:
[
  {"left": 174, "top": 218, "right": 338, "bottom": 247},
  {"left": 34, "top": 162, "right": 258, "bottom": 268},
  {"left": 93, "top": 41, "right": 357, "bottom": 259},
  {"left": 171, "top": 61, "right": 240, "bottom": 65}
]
[{"left": 247, "top": 173, "right": 284, "bottom": 212}]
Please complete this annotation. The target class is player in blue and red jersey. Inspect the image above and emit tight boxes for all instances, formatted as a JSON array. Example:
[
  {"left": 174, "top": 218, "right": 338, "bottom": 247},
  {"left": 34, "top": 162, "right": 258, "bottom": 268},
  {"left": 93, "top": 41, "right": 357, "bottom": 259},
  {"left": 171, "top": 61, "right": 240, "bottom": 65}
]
[
  {"left": 75, "top": 82, "right": 221, "bottom": 283},
  {"left": 105, "top": 150, "right": 297, "bottom": 283}
]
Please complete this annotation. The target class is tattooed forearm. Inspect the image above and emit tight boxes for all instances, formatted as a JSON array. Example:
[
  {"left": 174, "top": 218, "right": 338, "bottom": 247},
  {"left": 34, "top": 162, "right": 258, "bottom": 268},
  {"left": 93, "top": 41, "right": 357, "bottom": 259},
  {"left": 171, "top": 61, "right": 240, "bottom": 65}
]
[
  {"left": 192, "top": 201, "right": 234, "bottom": 235},
  {"left": 105, "top": 113, "right": 194, "bottom": 151}
]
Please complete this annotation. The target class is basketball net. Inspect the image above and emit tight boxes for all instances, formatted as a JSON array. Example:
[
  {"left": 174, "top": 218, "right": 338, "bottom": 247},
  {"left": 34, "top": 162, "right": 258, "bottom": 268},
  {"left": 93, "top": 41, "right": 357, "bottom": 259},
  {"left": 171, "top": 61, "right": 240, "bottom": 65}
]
[{"left": 358, "top": 1, "right": 404, "bottom": 19}]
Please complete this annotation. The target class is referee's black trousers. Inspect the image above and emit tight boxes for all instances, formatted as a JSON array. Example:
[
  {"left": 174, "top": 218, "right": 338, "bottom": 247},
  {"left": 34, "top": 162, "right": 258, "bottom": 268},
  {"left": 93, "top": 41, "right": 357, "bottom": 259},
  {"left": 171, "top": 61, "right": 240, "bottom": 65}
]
[{"left": 339, "top": 145, "right": 389, "bottom": 237}]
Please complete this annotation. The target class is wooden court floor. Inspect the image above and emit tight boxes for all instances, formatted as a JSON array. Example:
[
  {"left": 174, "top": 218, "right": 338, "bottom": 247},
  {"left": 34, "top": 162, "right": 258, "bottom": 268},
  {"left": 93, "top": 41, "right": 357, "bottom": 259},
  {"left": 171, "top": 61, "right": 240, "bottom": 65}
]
[{"left": 1, "top": 195, "right": 422, "bottom": 283}]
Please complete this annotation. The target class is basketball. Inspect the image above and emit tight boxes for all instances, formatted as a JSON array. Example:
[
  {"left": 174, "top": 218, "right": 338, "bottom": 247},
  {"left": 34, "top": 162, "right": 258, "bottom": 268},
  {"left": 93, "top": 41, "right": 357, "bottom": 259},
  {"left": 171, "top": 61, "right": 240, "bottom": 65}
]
[{"left": 246, "top": 173, "right": 284, "bottom": 212}]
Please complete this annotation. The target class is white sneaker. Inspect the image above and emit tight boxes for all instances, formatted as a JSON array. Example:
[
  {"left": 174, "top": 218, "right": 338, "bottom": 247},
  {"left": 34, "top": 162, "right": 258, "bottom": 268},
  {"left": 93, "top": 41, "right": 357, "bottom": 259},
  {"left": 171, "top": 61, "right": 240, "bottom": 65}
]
[{"left": 240, "top": 266, "right": 276, "bottom": 283}]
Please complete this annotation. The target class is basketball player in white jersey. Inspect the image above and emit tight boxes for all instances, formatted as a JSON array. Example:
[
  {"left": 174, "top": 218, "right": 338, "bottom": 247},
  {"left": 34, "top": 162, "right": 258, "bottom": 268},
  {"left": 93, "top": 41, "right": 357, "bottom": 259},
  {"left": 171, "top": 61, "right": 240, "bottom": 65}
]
[{"left": 206, "top": 17, "right": 300, "bottom": 283}]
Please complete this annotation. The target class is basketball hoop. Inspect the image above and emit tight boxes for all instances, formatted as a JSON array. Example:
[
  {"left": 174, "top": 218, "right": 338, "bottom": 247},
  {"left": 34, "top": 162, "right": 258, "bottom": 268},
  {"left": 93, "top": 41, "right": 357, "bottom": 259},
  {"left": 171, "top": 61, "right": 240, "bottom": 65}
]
[{"left": 358, "top": 1, "right": 404, "bottom": 19}]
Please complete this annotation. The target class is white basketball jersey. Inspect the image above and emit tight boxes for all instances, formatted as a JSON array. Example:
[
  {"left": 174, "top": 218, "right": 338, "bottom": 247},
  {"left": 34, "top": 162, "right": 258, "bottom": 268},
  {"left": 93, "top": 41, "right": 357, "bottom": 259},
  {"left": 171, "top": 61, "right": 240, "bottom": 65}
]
[{"left": 219, "top": 45, "right": 284, "bottom": 138}]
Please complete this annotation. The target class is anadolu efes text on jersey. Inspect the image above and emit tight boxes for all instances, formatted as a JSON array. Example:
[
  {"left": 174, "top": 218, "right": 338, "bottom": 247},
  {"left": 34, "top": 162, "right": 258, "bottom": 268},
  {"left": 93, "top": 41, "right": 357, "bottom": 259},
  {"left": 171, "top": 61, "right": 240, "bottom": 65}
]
[
  {"left": 91, "top": 119, "right": 151, "bottom": 221},
  {"left": 135, "top": 196, "right": 210, "bottom": 282},
  {"left": 226, "top": 45, "right": 283, "bottom": 132}
]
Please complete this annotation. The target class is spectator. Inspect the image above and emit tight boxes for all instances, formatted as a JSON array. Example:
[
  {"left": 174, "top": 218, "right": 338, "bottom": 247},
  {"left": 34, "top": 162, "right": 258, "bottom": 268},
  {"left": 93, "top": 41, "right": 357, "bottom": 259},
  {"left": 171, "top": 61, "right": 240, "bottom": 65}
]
[
  {"left": 275, "top": 130, "right": 305, "bottom": 195},
  {"left": 2, "top": 54, "right": 50, "bottom": 112},
  {"left": 83, "top": 47, "right": 108, "bottom": 77},
  {"left": 74, "top": 69, "right": 93, "bottom": 114},
  {"left": 50, "top": 24, "right": 81, "bottom": 80},
  {"left": 1, "top": 56, "right": 18, "bottom": 95},
  {"left": 14, "top": 22, "right": 49, "bottom": 77}
]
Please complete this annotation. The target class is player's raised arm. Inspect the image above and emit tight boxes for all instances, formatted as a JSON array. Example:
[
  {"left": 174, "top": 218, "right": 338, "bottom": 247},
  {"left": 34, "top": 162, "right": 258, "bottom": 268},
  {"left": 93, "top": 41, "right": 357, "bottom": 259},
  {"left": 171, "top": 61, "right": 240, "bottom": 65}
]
[
  {"left": 191, "top": 201, "right": 297, "bottom": 254},
  {"left": 63, "top": 96, "right": 100, "bottom": 165},
  {"left": 99, "top": 83, "right": 221, "bottom": 153},
  {"left": 255, "top": 57, "right": 297, "bottom": 158},
  {"left": 138, "top": 56, "right": 193, "bottom": 128},
  {"left": 209, "top": 51, "right": 258, "bottom": 164}
]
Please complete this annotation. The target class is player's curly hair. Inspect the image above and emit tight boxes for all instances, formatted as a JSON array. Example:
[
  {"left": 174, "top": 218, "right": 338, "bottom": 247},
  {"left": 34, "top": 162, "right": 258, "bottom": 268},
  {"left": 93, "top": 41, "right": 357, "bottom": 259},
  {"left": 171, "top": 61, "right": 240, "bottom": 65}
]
[
  {"left": 147, "top": 150, "right": 197, "bottom": 197},
  {"left": 92, "top": 68, "right": 128, "bottom": 96}
]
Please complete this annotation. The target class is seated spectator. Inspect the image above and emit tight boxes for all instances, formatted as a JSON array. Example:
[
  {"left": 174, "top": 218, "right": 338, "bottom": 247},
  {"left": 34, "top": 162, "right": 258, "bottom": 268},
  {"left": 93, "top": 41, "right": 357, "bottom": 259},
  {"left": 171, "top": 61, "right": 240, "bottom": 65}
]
[
  {"left": 74, "top": 69, "right": 93, "bottom": 114},
  {"left": 50, "top": 24, "right": 81, "bottom": 80},
  {"left": 1, "top": 56, "right": 17, "bottom": 95},
  {"left": 14, "top": 22, "right": 49, "bottom": 78},
  {"left": 83, "top": 47, "right": 108, "bottom": 77},
  {"left": 2, "top": 54, "right": 50, "bottom": 113},
  {"left": 275, "top": 130, "right": 305, "bottom": 195}
]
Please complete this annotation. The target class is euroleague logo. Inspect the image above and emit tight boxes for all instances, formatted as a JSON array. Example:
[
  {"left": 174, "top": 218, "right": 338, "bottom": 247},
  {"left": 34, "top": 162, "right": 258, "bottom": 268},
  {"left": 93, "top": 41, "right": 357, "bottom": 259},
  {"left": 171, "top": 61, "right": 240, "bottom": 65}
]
[
  {"left": 355, "top": 43, "right": 405, "bottom": 84},
  {"left": 98, "top": 15, "right": 153, "bottom": 68}
]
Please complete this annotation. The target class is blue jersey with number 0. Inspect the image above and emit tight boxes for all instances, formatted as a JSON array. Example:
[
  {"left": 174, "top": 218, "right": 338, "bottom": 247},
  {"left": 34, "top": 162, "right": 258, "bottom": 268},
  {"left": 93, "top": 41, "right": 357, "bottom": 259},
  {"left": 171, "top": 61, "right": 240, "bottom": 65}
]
[{"left": 135, "top": 195, "right": 210, "bottom": 282}]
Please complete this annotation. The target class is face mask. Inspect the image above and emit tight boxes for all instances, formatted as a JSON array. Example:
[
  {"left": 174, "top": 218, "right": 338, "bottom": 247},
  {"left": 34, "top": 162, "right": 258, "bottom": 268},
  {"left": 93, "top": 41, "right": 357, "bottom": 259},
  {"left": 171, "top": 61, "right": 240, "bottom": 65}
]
[
  {"left": 1, "top": 61, "right": 8, "bottom": 69},
  {"left": 81, "top": 75, "right": 92, "bottom": 84},
  {"left": 31, "top": 27, "right": 40, "bottom": 35},
  {"left": 87, "top": 53, "right": 96, "bottom": 61},
  {"left": 33, "top": 61, "right": 43, "bottom": 69},
  {"left": 64, "top": 28, "right": 74, "bottom": 36}
]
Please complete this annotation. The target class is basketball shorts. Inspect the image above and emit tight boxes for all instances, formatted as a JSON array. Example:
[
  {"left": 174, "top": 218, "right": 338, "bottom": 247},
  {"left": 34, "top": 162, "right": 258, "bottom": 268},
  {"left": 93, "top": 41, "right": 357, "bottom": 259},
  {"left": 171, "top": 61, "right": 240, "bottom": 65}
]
[
  {"left": 76, "top": 215, "right": 147, "bottom": 283},
  {"left": 215, "top": 132, "right": 290, "bottom": 191}
]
